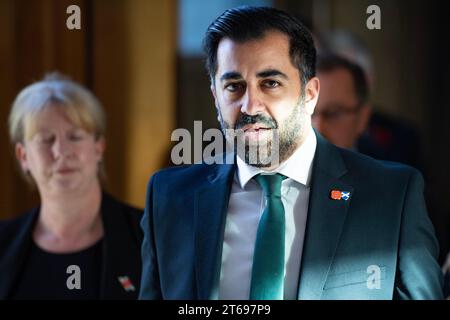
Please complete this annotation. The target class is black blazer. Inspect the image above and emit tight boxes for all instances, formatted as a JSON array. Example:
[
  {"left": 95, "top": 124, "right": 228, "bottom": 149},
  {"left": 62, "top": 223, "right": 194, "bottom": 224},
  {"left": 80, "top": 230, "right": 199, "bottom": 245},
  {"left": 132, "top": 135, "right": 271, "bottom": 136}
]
[{"left": 0, "top": 193, "right": 143, "bottom": 300}]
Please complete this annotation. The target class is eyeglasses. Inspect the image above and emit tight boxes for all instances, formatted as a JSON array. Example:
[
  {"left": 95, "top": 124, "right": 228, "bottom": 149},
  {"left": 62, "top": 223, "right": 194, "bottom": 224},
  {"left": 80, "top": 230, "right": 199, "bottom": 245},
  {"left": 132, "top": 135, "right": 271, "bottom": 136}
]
[{"left": 312, "top": 102, "right": 363, "bottom": 122}]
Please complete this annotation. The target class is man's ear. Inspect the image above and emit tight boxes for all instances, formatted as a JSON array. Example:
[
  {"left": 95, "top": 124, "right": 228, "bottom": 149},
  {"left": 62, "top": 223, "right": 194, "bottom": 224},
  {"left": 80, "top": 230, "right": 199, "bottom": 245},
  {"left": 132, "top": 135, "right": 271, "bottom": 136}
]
[
  {"left": 15, "top": 142, "right": 28, "bottom": 174},
  {"left": 357, "top": 104, "right": 372, "bottom": 135},
  {"left": 304, "top": 77, "right": 320, "bottom": 115}
]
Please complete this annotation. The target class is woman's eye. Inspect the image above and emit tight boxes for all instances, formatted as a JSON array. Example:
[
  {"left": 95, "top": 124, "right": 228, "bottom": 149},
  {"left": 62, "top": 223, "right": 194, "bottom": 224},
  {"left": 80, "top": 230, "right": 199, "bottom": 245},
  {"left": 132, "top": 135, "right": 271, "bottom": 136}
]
[
  {"left": 37, "top": 135, "right": 54, "bottom": 144},
  {"left": 70, "top": 132, "right": 85, "bottom": 141}
]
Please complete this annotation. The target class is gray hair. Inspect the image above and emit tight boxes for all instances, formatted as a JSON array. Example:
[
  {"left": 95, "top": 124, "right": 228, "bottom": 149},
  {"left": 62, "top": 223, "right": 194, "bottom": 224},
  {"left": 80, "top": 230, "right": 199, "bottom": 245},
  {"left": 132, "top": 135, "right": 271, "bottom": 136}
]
[
  {"left": 8, "top": 72, "right": 107, "bottom": 185},
  {"left": 9, "top": 72, "right": 106, "bottom": 145}
]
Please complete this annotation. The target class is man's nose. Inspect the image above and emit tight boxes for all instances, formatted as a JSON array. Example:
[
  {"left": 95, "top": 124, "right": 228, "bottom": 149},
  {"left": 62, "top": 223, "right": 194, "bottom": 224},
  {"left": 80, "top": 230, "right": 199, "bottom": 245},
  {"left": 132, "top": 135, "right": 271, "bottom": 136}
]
[{"left": 240, "top": 87, "right": 265, "bottom": 115}]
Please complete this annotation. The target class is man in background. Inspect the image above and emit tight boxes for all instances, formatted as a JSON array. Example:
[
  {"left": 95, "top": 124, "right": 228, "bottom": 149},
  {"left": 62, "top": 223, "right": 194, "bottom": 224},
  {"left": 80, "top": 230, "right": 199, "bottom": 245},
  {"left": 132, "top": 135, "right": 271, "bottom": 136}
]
[
  {"left": 319, "top": 30, "right": 423, "bottom": 170},
  {"left": 313, "top": 53, "right": 372, "bottom": 150}
]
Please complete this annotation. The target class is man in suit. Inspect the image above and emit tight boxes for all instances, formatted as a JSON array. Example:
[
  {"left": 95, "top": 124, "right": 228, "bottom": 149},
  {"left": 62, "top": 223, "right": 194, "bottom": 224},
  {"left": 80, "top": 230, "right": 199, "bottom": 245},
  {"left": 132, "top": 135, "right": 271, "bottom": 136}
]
[{"left": 139, "top": 6, "right": 443, "bottom": 299}]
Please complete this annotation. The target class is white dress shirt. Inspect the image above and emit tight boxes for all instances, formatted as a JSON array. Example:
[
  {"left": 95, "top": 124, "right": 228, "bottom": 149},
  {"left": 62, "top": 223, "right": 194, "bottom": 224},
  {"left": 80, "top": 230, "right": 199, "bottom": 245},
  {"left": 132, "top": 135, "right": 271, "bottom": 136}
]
[{"left": 218, "top": 127, "right": 317, "bottom": 300}]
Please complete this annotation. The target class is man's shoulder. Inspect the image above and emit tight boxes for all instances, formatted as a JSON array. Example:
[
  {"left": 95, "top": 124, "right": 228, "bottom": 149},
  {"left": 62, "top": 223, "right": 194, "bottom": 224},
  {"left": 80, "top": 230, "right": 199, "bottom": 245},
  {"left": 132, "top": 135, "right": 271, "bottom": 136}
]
[
  {"left": 152, "top": 163, "right": 217, "bottom": 180},
  {"left": 338, "top": 146, "right": 422, "bottom": 181},
  {"left": 148, "top": 162, "right": 234, "bottom": 192}
]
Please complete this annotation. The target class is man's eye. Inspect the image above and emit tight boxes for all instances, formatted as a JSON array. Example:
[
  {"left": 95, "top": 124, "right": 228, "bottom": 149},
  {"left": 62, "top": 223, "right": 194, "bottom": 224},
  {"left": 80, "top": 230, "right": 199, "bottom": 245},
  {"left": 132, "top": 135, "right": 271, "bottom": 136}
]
[
  {"left": 225, "top": 83, "right": 243, "bottom": 92},
  {"left": 263, "top": 80, "right": 280, "bottom": 88}
]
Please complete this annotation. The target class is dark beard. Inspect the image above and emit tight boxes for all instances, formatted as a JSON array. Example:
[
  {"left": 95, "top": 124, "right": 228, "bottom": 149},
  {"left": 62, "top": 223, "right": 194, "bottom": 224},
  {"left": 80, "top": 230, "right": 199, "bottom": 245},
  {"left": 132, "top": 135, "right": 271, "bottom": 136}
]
[{"left": 218, "top": 96, "right": 306, "bottom": 168}]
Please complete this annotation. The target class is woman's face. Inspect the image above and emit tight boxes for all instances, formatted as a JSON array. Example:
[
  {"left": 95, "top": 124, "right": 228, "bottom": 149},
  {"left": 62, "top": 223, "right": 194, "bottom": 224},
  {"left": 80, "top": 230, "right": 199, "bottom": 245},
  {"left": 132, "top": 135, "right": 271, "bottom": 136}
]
[{"left": 16, "top": 104, "right": 105, "bottom": 196}]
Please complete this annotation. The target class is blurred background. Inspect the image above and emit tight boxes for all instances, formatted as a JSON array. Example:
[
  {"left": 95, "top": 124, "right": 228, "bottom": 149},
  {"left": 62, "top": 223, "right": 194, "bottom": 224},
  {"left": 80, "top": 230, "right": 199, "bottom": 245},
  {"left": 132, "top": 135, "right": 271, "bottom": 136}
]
[{"left": 1, "top": 0, "right": 450, "bottom": 262}]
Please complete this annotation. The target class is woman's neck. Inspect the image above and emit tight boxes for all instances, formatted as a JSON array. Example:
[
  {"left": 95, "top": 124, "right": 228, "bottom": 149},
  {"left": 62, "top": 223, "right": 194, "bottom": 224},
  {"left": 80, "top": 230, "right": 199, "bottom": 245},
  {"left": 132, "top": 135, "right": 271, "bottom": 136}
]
[{"left": 33, "top": 182, "right": 104, "bottom": 253}]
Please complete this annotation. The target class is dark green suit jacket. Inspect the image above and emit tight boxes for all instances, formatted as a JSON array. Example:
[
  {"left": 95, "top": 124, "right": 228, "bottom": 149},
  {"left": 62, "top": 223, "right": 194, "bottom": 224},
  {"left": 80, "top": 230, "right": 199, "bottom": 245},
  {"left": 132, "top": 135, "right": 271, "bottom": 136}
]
[{"left": 139, "top": 133, "right": 443, "bottom": 299}]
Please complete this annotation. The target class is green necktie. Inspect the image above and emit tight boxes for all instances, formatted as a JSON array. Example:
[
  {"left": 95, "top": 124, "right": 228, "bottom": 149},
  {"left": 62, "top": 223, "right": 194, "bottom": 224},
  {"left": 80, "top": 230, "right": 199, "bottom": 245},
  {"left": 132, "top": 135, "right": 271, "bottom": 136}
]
[{"left": 250, "top": 173, "right": 286, "bottom": 300}]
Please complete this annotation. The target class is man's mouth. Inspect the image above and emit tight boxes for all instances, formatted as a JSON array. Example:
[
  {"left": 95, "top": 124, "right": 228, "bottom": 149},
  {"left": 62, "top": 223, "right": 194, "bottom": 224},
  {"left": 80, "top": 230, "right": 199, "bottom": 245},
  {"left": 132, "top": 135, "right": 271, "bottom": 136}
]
[
  {"left": 241, "top": 124, "right": 271, "bottom": 132},
  {"left": 241, "top": 125, "right": 273, "bottom": 141}
]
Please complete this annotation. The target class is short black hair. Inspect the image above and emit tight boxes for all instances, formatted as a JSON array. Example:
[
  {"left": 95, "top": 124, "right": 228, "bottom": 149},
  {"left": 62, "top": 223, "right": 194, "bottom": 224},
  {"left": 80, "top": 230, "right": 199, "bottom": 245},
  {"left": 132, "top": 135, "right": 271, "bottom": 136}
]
[
  {"left": 203, "top": 6, "right": 316, "bottom": 86},
  {"left": 316, "top": 53, "right": 369, "bottom": 104}
]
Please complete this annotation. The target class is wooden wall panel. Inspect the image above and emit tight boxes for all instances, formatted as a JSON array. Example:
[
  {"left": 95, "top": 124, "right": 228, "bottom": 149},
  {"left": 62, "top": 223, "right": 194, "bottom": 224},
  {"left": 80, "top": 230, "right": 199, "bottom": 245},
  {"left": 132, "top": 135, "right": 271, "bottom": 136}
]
[
  {"left": 91, "top": 0, "right": 128, "bottom": 201},
  {"left": 0, "top": 0, "right": 17, "bottom": 219},
  {"left": 123, "top": 0, "right": 176, "bottom": 207},
  {"left": 0, "top": 0, "right": 176, "bottom": 218}
]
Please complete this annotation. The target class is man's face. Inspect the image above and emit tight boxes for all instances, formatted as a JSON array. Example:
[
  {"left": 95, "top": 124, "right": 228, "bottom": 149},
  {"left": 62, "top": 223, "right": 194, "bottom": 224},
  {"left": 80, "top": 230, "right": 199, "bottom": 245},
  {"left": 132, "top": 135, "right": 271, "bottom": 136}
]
[
  {"left": 211, "top": 30, "right": 319, "bottom": 169},
  {"left": 313, "top": 67, "right": 370, "bottom": 149}
]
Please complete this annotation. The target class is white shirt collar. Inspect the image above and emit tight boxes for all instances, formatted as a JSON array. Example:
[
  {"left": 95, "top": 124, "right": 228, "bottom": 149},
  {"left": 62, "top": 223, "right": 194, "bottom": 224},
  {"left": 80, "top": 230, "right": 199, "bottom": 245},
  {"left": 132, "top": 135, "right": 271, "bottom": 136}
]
[{"left": 236, "top": 126, "right": 317, "bottom": 188}]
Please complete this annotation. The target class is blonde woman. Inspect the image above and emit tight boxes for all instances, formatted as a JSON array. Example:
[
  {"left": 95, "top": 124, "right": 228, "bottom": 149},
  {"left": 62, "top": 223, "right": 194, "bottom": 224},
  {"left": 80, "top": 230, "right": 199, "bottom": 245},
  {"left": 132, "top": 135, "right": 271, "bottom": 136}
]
[{"left": 0, "top": 73, "right": 142, "bottom": 299}]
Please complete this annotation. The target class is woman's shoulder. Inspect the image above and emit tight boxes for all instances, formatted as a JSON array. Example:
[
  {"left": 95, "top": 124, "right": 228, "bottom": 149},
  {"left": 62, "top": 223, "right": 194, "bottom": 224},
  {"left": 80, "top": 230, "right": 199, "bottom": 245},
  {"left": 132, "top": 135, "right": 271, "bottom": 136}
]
[
  {"left": 0, "top": 209, "right": 37, "bottom": 234},
  {"left": 100, "top": 192, "right": 144, "bottom": 244},
  {"left": 101, "top": 192, "right": 143, "bottom": 227},
  {"left": 0, "top": 209, "right": 38, "bottom": 253},
  {"left": 101, "top": 192, "right": 143, "bottom": 218}
]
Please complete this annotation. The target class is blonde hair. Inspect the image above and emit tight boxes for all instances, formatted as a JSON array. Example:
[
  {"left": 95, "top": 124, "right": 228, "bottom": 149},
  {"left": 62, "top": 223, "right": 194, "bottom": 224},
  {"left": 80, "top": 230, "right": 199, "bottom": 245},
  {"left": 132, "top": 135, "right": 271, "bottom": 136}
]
[
  {"left": 8, "top": 72, "right": 107, "bottom": 184},
  {"left": 9, "top": 72, "right": 106, "bottom": 144}
]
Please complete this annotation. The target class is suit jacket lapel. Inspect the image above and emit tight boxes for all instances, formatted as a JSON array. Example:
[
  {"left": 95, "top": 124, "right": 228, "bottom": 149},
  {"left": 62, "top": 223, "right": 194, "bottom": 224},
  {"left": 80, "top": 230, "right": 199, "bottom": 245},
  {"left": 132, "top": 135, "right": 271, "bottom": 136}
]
[
  {"left": 194, "top": 162, "right": 235, "bottom": 300},
  {"left": 99, "top": 193, "right": 141, "bottom": 299},
  {"left": 298, "top": 133, "right": 353, "bottom": 299}
]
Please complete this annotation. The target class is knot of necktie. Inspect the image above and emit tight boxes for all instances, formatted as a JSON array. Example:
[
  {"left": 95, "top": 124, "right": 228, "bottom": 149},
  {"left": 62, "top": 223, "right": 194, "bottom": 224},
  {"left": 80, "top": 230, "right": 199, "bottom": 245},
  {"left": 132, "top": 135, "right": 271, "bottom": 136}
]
[{"left": 254, "top": 173, "right": 286, "bottom": 198}]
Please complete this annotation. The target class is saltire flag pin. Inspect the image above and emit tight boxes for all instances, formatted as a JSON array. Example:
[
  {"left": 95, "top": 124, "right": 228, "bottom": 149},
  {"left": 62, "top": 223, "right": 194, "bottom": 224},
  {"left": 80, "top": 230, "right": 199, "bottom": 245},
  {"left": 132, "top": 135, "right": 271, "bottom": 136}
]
[
  {"left": 330, "top": 190, "right": 351, "bottom": 201},
  {"left": 118, "top": 276, "right": 136, "bottom": 292}
]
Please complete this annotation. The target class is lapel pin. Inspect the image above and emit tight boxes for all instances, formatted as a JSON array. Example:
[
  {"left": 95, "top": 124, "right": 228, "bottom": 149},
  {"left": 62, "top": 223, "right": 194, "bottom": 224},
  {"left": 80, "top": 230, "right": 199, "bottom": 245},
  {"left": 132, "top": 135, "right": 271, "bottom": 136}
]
[
  {"left": 330, "top": 190, "right": 351, "bottom": 201},
  {"left": 118, "top": 276, "right": 136, "bottom": 292}
]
